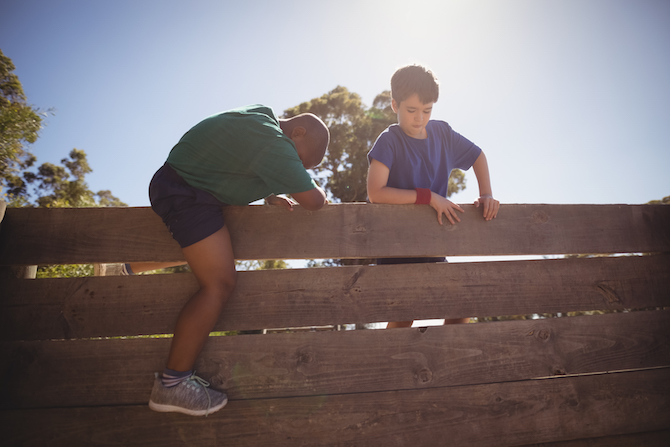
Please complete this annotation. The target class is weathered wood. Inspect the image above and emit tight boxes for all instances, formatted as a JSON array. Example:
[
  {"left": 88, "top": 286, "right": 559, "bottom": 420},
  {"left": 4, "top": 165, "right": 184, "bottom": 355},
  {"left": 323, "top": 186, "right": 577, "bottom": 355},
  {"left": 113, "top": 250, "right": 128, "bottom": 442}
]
[
  {"left": 2, "top": 311, "right": 668, "bottom": 409},
  {"left": 0, "top": 201, "right": 37, "bottom": 279},
  {"left": 2, "top": 254, "right": 668, "bottom": 341},
  {"left": 1, "top": 204, "right": 669, "bottom": 265},
  {"left": 2, "top": 369, "right": 669, "bottom": 447},
  {"left": 521, "top": 429, "right": 670, "bottom": 446}
]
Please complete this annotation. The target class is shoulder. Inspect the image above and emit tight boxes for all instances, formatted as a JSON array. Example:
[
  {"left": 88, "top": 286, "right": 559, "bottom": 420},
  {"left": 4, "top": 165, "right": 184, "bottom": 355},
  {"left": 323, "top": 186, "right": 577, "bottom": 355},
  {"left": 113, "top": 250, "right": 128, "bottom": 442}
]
[
  {"left": 211, "top": 104, "right": 279, "bottom": 128},
  {"left": 427, "top": 119, "right": 453, "bottom": 134},
  {"left": 375, "top": 124, "right": 404, "bottom": 144}
]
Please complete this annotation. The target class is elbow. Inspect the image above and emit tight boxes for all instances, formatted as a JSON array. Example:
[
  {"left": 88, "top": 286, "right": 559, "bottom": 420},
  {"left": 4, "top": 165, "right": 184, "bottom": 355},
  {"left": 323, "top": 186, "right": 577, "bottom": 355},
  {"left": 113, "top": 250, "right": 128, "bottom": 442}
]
[{"left": 302, "top": 199, "right": 326, "bottom": 211}]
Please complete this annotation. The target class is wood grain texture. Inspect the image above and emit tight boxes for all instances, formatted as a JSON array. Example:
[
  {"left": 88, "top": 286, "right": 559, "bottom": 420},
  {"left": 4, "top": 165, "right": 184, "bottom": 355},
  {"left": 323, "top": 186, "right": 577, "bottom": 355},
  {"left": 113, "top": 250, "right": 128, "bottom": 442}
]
[
  {"left": 2, "top": 311, "right": 668, "bottom": 409},
  {"left": 520, "top": 429, "right": 670, "bottom": 447},
  {"left": 2, "top": 369, "right": 669, "bottom": 447},
  {"left": 2, "top": 254, "right": 668, "bottom": 341},
  {"left": 1, "top": 204, "right": 669, "bottom": 264}
]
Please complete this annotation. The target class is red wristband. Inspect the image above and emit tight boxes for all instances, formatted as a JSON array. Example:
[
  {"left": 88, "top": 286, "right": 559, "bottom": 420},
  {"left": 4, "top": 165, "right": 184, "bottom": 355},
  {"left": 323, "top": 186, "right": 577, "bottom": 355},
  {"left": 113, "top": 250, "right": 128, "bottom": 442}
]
[{"left": 415, "top": 188, "right": 432, "bottom": 205}]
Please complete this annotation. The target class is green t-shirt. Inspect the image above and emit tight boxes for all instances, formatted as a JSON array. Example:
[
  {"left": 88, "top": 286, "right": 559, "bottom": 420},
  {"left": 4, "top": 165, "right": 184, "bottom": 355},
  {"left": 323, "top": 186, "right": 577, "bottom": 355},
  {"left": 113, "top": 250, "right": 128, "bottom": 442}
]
[{"left": 166, "top": 105, "right": 317, "bottom": 205}]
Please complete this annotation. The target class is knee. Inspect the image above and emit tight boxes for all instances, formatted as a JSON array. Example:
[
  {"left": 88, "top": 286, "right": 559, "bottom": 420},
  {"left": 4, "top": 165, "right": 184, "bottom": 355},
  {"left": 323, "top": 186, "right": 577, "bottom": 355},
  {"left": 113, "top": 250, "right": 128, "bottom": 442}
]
[{"left": 201, "top": 270, "right": 237, "bottom": 300}]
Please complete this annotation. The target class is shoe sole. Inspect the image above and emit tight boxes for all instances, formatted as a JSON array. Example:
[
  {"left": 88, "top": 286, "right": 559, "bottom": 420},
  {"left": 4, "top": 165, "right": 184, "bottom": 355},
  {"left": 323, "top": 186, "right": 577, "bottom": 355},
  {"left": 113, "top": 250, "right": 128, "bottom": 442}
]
[{"left": 149, "top": 396, "right": 228, "bottom": 416}]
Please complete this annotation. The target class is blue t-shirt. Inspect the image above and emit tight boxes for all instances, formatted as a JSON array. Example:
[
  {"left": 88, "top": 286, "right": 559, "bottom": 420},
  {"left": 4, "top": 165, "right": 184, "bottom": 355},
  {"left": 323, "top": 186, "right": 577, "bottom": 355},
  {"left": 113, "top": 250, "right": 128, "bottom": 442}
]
[{"left": 367, "top": 121, "right": 482, "bottom": 197}]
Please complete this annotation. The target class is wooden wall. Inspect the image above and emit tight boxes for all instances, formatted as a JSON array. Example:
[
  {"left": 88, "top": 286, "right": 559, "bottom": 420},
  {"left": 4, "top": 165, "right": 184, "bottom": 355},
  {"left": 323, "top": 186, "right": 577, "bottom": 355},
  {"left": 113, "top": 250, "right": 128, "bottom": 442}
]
[{"left": 1, "top": 203, "right": 669, "bottom": 446}]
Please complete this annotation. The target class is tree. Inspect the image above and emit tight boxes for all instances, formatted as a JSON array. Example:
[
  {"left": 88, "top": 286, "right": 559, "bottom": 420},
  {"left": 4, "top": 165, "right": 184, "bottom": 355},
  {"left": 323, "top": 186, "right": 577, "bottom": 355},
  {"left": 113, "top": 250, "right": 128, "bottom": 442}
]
[
  {"left": 282, "top": 86, "right": 466, "bottom": 202},
  {"left": 5, "top": 148, "right": 127, "bottom": 208},
  {"left": 648, "top": 195, "right": 670, "bottom": 205},
  {"left": 0, "top": 49, "right": 47, "bottom": 195},
  {"left": 0, "top": 51, "right": 127, "bottom": 278}
]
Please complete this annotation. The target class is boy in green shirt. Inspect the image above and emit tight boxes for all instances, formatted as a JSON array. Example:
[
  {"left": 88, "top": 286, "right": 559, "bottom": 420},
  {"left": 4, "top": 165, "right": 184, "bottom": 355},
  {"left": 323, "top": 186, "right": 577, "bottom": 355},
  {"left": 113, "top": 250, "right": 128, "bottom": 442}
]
[{"left": 147, "top": 105, "right": 328, "bottom": 416}]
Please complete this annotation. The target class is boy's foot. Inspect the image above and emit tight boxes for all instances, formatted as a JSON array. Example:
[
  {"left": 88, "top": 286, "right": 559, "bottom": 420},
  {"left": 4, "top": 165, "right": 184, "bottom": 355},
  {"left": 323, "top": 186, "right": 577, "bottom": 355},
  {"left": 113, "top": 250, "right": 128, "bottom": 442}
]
[{"left": 148, "top": 372, "right": 228, "bottom": 416}]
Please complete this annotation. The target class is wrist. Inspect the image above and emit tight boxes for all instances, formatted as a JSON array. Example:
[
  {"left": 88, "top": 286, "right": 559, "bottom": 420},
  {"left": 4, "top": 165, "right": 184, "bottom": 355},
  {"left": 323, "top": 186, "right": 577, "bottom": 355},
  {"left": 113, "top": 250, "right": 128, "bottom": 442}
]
[{"left": 415, "top": 188, "right": 432, "bottom": 205}]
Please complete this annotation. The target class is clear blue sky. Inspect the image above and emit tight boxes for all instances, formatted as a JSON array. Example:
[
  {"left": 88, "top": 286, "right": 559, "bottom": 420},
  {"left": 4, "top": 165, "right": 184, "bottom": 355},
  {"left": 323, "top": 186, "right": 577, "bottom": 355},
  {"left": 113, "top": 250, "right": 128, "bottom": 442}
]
[{"left": 2, "top": 0, "right": 669, "bottom": 207}]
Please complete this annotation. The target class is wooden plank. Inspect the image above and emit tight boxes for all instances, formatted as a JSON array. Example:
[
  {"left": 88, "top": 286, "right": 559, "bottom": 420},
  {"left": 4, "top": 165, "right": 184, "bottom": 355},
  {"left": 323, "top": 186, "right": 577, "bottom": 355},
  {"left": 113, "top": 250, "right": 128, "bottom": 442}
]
[
  {"left": 2, "top": 311, "right": 668, "bottom": 409},
  {"left": 1, "top": 204, "right": 669, "bottom": 265},
  {"left": 521, "top": 429, "right": 670, "bottom": 446},
  {"left": 2, "top": 254, "right": 669, "bottom": 341},
  {"left": 2, "top": 369, "right": 669, "bottom": 447}
]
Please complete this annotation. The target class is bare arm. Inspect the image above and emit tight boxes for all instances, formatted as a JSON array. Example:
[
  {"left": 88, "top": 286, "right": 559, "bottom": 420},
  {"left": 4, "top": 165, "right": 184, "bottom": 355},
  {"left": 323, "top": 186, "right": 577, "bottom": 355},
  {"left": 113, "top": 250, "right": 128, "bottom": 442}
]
[
  {"left": 290, "top": 186, "right": 327, "bottom": 211},
  {"left": 367, "top": 159, "right": 464, "bottom": 225},
  {"left": 367, "top": 159, "right": 416, "bottom": 204},
  {"left": 472, "top": 151, "right": 500, "bottom": 221}
]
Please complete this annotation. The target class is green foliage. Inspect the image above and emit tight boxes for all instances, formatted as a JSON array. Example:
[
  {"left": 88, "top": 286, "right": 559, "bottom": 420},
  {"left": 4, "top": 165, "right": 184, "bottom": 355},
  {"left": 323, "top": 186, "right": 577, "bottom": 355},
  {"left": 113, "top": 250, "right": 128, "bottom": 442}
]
[
  {"left": 5, "top": 147, "right": 127, "bottom": 208},
  {"left": 36, "top": 264, "right": 93, "bottom": 278},
  {"left": 0, "top": 49, "right": 48, "bottom": 191},
  {"left": 283, "top": 86, "right": 466, "bottom": 202},
  {"left": 0, "top": 51, "right": 125, "bottom": 209},
  {"left": 236, "top": 260, "right": 288, "bottom": 271},
  {"left": 648, "top": 195, "right": 670, "bottom": 205}
]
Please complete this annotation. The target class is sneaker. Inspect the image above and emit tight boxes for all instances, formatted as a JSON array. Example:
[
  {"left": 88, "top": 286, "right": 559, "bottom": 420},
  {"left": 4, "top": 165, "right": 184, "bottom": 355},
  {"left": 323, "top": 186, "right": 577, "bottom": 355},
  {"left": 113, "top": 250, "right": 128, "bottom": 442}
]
[{"left": 148, "top": 372, "right": 228, "bottom": 416}]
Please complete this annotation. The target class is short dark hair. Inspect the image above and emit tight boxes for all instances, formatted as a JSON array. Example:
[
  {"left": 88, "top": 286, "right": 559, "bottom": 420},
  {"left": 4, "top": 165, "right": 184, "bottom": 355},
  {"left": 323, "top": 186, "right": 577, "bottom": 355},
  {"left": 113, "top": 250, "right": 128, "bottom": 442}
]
[
  {"left": 391, "top": 65, "right": 439, "bottom": 105},
  {"left": 292, "top": 113, "right": 329, "bottom": 167}
]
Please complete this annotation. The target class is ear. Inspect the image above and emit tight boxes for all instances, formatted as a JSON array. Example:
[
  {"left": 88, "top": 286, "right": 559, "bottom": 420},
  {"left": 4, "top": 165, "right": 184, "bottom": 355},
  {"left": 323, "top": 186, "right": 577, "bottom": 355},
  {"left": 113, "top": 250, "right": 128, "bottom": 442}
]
[
  {"left": 291, "top": 126, "right": 307, "bottom": 139},
  {"left": 391, "top": 99, "right": 399, "bottom": 113}
]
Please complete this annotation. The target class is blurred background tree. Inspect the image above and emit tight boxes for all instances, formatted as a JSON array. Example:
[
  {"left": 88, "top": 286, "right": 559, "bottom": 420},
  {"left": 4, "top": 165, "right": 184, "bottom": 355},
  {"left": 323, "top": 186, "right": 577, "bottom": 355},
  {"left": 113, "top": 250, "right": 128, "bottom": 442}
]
[{"left": 1, "top": 48, "right": 45, "bottom": 202}]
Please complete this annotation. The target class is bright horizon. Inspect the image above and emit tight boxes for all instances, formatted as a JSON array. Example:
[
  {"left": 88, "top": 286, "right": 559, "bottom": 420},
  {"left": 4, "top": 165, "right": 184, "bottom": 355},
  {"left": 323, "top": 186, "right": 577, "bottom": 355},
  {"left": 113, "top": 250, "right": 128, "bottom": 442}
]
[{"left": 2, "top": 0, "right": 669, "bottom": 207}]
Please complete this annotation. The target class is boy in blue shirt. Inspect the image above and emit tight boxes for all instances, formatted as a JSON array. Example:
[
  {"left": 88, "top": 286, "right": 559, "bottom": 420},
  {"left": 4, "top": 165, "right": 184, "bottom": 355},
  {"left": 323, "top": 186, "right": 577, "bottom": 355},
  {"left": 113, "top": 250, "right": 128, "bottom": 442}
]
[
  {"left": 147, "top": 105, "right": 328, "bottom": 416},
  {"left": 367, "top": 65, "right": 499, "bottom": 328}
]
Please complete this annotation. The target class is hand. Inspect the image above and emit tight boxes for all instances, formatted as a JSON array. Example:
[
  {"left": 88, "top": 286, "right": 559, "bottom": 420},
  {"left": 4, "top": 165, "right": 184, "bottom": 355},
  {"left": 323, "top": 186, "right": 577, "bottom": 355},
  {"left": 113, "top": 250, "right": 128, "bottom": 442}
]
[
  {"left": 474, "top": 195, "right": 499, "bottom": 221},
  {"left": 430, "top": 194, "right": 465, "bottom": 225},
  {"left": 264, "top": 194, "right": 296, "bottom": 211}
]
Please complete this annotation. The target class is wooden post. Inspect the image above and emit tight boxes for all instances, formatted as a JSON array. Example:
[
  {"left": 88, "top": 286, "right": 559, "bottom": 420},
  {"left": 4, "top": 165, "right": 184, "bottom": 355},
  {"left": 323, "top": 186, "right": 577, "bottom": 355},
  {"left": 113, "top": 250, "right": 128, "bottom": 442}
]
[{"left": 0, "top": 201, "right": 37, "bottom": 279}]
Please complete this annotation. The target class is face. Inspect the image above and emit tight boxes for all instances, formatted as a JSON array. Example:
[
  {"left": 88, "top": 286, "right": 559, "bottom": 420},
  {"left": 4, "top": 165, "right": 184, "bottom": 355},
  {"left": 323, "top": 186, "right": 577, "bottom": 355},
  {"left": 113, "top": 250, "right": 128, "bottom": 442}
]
[
  {"left": 392, "top": 93, "right": 433, "bottom": 139},
  {"left": 291, "top": 134, "right": 320, "bottom": 169}
]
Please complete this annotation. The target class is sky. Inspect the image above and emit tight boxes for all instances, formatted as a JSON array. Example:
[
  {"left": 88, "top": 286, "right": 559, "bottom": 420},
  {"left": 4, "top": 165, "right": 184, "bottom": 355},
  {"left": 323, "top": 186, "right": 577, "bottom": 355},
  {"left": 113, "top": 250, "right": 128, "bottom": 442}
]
[{"left": 1, "top": 0, "right": 669, "bottom": 208}]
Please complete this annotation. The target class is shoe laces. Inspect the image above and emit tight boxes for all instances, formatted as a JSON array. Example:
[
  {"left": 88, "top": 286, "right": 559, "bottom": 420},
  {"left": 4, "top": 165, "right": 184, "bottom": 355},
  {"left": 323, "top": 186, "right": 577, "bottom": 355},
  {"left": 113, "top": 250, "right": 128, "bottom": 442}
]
[{"left": 186, "top": 372, "right": 213, "bottom": 416}]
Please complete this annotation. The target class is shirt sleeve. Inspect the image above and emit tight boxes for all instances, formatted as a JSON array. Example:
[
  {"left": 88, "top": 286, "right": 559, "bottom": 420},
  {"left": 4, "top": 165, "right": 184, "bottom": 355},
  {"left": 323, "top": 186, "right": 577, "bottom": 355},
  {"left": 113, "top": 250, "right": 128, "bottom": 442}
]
[
  {"left": 438, "top": 121, "right": 482, "bottom": 170},
  {"left": 367, "top": 128, "right": 396, "bottom": 169}
]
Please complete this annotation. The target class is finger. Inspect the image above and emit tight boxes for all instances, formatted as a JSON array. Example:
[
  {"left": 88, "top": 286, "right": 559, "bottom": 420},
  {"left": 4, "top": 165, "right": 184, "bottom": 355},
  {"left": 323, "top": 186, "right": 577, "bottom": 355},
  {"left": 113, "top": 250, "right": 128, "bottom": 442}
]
[
  {"left": 449, "top": 201, "right": 464, "bottom": 213},
  {"left": 446, "top": 208, "right": 458, "bottom": 224},
  {"left": 485, "top": 201, "right": 499, "bottom": 220},
  {"left": 491, "top": 202, "right": 500, "bottom": 218}
]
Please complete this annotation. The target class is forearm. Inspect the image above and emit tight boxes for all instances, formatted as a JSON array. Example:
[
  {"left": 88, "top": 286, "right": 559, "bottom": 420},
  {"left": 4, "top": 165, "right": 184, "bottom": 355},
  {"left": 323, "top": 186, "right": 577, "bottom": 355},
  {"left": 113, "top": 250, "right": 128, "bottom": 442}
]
[
  {"left": 368, "top": 185, "right": 421, "bottom": 204},
  {"left": 472, "top": 151, "right": 493, "bottom": 197}
]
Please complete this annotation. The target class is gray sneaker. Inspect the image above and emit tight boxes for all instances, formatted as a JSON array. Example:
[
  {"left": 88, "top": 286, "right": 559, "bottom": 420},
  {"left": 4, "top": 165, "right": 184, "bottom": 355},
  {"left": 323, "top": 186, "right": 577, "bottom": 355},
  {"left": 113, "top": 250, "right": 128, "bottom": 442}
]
[{"left": 148, "top": 372, "right": 228, "bottom": 416}]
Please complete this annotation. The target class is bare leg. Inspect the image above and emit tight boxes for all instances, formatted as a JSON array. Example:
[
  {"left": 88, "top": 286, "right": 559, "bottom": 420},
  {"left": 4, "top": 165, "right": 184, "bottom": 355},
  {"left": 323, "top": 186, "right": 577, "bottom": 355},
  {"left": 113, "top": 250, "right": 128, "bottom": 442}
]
[
  {"left": 445, "top": 318, "right": 471, "bottom": 324},
  {"left": 165, "top": 226, "right": 237, "bottom": 372},
  {"left": 386, "top": 321, "right": 413, "bottom": 329},
  {"left": 128, "top": 262, "right": 186, "bottom": 274}
]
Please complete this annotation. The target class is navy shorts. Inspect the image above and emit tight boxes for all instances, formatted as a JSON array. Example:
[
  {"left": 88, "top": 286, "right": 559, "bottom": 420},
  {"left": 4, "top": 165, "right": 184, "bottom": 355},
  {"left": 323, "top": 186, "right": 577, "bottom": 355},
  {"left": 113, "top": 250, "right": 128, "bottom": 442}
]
[{"left": 149, "top": 163, "right": 228, "bottom": 248}]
